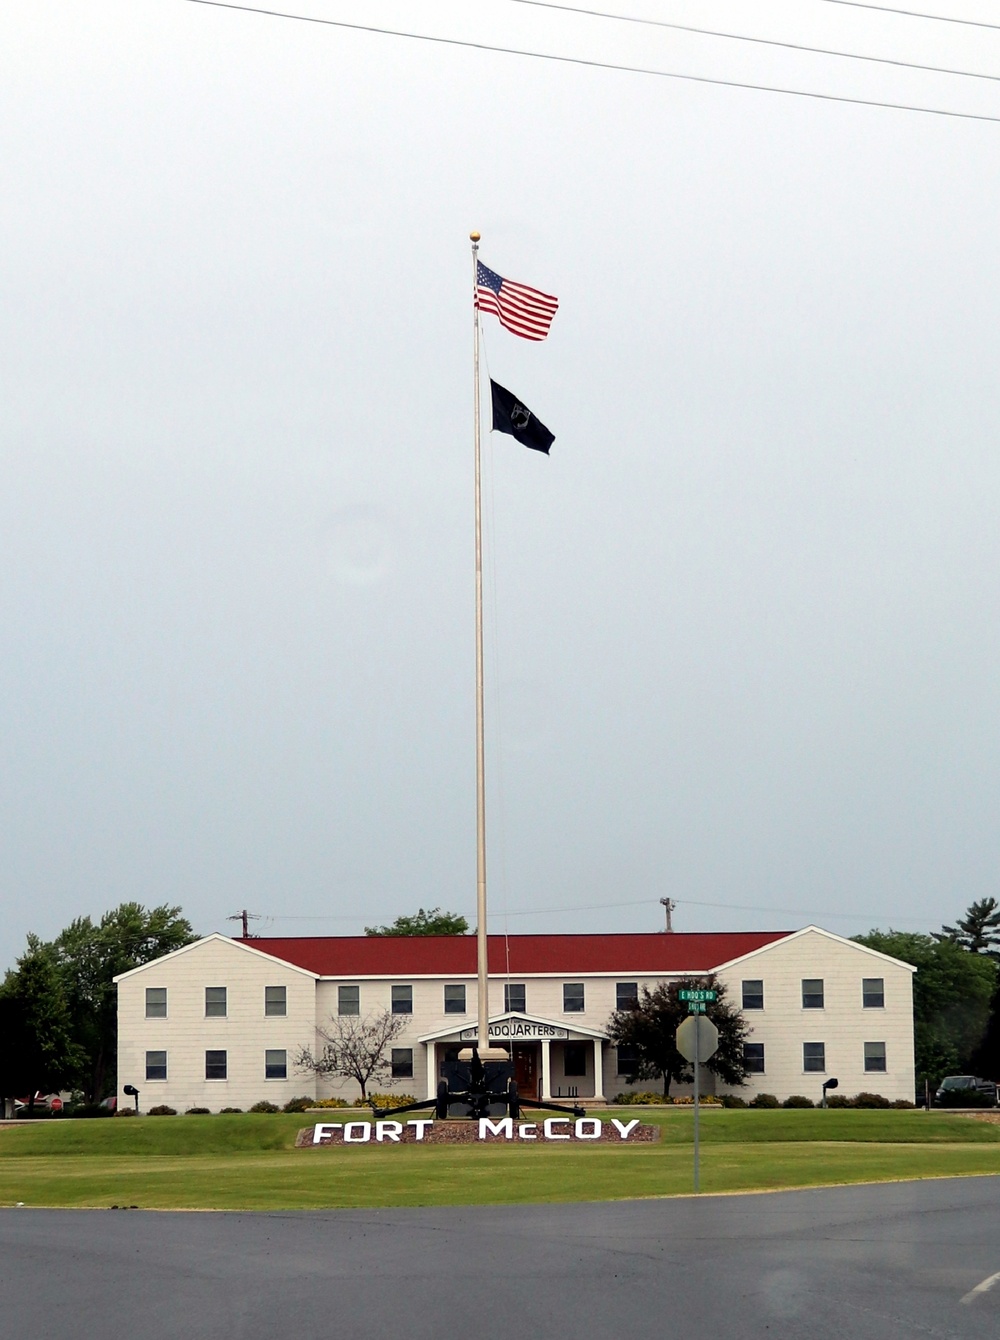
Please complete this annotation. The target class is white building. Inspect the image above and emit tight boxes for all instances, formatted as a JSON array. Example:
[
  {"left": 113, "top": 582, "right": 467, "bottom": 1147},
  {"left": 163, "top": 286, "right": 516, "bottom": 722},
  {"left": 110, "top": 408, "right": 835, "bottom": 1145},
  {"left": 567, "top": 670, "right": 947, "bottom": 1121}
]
[{"left": 115, "top": 926, "right": 916, "bottom": 1110}]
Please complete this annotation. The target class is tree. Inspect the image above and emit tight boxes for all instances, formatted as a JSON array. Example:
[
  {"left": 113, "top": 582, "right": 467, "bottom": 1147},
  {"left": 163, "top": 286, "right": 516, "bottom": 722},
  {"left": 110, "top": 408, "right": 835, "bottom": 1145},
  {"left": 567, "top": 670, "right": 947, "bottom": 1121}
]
[
  {"left": 934, "top": 898, "right": 1000, "bottom": 958},
  {"left": 47, "top": 902, "right": 196, "bottom": 1102},
  {"left": 294, "top": 1009, "right": 408, "bottom": 1099},
  {"left": 606, "top": 977, "right": 749, "bottom": 1097},
  {"left": 0, "top": 941, "right": 83, "bottom": 1110},
  {"left": 364, "top": 907, "right": 469, "bottom": 936},
  {"left": 854, "top": 930, "right": 997, "bottom": 1086}
]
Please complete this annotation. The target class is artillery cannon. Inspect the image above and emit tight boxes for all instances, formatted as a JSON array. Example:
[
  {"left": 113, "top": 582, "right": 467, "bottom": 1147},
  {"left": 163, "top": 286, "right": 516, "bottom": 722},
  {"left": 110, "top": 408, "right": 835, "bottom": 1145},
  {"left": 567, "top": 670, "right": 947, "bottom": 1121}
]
[{"left": 371, "top": 1047, "right": 585, "bottom": 1122}]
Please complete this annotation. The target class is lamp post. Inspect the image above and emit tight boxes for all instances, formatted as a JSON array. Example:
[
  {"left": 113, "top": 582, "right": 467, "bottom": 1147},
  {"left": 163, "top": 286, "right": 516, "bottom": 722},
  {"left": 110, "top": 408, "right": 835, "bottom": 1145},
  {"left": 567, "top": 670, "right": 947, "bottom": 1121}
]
[
  {"left": 123, "top": 1084, "right": 140, "bottom": 1114},
  {"left": 821, "top": 1078, "right": 839, "bottom": 1109}
]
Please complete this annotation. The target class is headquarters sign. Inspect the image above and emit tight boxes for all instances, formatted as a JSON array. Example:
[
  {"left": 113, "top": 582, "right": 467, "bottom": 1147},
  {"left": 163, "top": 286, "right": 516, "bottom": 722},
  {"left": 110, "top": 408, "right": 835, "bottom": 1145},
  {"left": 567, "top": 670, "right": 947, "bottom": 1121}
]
[{"left": 300, "top": 1118, "right": 660, "bottom": 1146}]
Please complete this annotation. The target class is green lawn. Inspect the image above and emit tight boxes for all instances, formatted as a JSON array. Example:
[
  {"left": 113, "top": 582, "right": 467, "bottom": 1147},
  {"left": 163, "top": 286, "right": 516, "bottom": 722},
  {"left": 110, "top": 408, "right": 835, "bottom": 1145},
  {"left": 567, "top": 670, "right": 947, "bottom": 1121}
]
[{"left": 1, "top": 1109, "right": 998, "bottom": 1210}]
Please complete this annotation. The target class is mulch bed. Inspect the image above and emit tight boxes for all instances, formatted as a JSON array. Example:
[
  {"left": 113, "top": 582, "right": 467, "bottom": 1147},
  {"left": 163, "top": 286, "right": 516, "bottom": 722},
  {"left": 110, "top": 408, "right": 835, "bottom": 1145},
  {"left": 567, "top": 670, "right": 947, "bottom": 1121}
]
[{"left": 297, "top": 1118, "right": 660, "bottom": 1147}]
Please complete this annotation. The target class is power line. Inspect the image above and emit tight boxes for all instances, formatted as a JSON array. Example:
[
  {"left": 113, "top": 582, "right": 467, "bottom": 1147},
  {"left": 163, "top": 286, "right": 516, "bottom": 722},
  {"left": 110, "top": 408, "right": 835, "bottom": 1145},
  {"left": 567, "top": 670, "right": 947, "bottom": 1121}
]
[
  {"left": 508, "top": 0, "right": 1000, "bottom": 87},
  {"left": 815, "top": 0, "right": 1000, "bottom": 33},
  {"left": 183, "top": 1, "right": 1000, "bottom": 125}
]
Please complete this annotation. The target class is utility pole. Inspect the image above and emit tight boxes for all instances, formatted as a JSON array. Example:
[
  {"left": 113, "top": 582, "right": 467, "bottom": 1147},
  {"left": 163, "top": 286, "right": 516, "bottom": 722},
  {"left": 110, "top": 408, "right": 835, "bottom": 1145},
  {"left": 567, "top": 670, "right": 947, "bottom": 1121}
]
[
  {"left": 227, "top": 909, "right": 261, "bottom": 939},
  {"left": 659, "top": 897, "right": 676, "bottom": 933}
]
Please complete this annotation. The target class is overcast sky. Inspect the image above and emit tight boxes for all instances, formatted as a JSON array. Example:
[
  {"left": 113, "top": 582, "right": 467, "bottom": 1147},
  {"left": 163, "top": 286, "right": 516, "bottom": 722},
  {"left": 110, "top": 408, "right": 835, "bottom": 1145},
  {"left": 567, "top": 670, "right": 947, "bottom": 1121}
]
[{"left": 3, "top": 0, "right": 1000, "bottom": 969}]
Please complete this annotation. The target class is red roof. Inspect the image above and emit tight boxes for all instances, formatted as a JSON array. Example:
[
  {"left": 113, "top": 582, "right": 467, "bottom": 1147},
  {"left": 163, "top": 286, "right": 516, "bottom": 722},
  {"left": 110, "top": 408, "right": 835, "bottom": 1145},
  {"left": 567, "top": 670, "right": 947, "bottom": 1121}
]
[{"left": 238, "top": 931, "right": 788, "bottom": 977}]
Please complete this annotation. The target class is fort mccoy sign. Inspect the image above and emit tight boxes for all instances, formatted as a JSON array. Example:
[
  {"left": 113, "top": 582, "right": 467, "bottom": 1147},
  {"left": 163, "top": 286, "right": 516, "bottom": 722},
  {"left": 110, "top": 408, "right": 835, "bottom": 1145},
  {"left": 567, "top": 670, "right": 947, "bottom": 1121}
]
[{"left": 300, "top": 1117, "right": 659, "bottom": 1146}]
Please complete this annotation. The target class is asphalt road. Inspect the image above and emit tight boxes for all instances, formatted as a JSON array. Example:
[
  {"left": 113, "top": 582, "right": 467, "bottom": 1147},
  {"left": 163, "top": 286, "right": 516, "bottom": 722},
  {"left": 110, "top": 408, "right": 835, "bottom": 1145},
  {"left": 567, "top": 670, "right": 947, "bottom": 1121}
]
[{"left": 3, "top": 1178, "right": 999, "bottom": 1338}]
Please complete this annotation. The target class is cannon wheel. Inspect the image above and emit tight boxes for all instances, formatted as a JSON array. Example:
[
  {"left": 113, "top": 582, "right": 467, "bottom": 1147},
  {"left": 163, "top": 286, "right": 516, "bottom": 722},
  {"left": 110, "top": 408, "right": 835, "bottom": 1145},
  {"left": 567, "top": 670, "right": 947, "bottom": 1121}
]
[
  {"left": 435, "top": 1079, "right": 450, "bottom": 1121},
  {"left": 507, "top": 1077, "right": 520, "bottom": 1121}
]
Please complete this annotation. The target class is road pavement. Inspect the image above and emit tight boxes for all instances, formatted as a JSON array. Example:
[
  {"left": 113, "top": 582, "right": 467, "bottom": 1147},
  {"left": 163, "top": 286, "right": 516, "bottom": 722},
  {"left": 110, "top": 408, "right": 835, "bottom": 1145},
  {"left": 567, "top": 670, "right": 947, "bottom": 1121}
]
[{"left": 3, "top": 1177, "right": 998, "bottom": 1337}]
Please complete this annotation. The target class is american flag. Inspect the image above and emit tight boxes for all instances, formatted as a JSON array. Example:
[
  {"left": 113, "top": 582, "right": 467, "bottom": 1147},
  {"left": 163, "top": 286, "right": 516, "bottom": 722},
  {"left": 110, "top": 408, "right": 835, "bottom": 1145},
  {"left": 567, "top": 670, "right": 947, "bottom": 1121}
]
[{"left": 476, "top": 261, "right": 559, "bottom": 342}]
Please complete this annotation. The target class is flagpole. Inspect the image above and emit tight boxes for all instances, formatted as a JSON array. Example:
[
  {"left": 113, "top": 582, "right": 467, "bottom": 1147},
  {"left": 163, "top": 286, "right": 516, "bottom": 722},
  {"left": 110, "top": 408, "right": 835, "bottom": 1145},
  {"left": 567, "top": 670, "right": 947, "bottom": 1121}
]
[{"left": 471, "top": 230, "right": 490, "bottom": 1059}]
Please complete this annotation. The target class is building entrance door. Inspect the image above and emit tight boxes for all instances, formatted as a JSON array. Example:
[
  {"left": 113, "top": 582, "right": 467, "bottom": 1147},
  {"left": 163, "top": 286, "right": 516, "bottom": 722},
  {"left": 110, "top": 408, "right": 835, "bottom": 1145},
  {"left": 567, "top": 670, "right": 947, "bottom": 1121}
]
[{"left": 514, "top": 1044, "right": 539, "bottom": 1099}]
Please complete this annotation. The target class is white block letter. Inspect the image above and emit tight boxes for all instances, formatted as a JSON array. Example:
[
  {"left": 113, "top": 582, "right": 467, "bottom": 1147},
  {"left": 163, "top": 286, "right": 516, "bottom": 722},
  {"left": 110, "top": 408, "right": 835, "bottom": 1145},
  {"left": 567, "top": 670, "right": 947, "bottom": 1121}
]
[
  {"left": 375, "top": 1120, "right": 403, "bottom": 1142},
  {"left": 344, "top": 1121, "right": 371, "bottom": 1143},
  {"left": 611, "top": 1118, "right": 640, "bottom": 1140},
  {"left": 575, "top": 1118, "right": 602, "bottom": 1139},
  {"left": 312, "top": 1122, "right": 341, "bottom": 1145},
  {"left": 518, "top": 1123, "right": 537, "bottom": 1140},
  {"left": 543, "top": 1117, "right": 570, "bottom": 1140},
  {"left": 479, "top": 1117, "right": 513, "bottom": 1140},
  {"left": 407, "top": 1119, "right": 434, "bottom": 1141}
]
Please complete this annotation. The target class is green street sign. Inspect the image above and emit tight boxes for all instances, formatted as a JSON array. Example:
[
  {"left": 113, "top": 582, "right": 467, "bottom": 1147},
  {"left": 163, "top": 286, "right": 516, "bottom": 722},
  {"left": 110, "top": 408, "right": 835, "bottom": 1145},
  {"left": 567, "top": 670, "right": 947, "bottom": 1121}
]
[
  {"left": 678, "top": 988, "right": 717, "bottom": 1003},
  {"left": 689, "top": 1001, "right": 707, "bottom": 1014}
]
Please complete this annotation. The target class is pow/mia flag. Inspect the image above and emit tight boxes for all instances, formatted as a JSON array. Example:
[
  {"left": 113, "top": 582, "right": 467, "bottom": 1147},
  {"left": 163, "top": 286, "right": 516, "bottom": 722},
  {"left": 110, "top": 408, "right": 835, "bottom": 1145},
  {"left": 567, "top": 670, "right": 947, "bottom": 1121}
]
[{"left": 490, "top": 379, "right": 554, "bottom": 456}]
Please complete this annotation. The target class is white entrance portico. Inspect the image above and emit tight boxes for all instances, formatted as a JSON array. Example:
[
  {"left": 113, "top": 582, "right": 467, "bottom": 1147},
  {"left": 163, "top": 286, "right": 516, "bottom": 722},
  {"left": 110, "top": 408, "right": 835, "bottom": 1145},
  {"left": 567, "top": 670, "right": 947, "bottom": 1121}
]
[{"left": 418, "top": 1012, "right": 608, "bottom": 1102}]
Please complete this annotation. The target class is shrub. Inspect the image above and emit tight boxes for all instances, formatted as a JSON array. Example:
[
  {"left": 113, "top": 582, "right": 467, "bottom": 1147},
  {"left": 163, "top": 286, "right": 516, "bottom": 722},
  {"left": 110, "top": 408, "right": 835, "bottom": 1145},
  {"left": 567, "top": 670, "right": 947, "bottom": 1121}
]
[
  {"left": 115, "top": 1107, "right": 137, "bottom": 1116},
  {"left": 185, "top": 1107, "right": 211, "bottom": 1115},
  {"left": 281, "top": 1096, "right": 315, "bottom": 1113},
  {"left": 825, "top": 1094, "right": 853, "bottom": 1108},
  {"left": 749, "top": 1092, "right": 780, "bottom": 1109},
  {"left": 782, "top": 1095, "right": 815, "bottom": 1109},
  {"left": 220, "top": 1107, "right": 244, "bottom": 1114},
  {"left": 148, "top": 1104, "right": 177, "bottom": 1116},
  {"left": 248, "top": 1100, "right": 280, "bottom": 1114},
  {"left": 310, "top": 1097, "right": 349, "bottom": 1109},
  {"left": 720, "top": 1094, "right": 748, "bottom": 1109},
  {"left": 852, "top": 1092, "right": 890, "bottom": 1109},
  {"left": 367, "top": 1093, "right": 417, "bottom": 1110},
  {"left": 890, "top": 1099, "right": 915, "bottom": 1109},
  {"left": 614, "top": 1091, "right": 667, "bottom": 1105}
]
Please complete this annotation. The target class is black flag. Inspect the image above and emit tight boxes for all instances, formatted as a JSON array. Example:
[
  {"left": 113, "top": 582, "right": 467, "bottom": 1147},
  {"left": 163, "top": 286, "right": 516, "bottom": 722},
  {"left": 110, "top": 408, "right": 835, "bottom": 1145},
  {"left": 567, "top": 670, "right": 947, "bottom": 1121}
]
[{"left": 490, "top": 379, "right": 554, "bottom": 455}]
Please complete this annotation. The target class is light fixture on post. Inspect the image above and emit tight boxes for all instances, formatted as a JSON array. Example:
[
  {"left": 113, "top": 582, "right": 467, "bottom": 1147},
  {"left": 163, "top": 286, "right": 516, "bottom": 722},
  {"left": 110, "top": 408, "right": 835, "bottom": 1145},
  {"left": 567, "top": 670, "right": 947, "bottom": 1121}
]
[
  {"left": 123, "top": 1084, "right": 140, "bottom": 1113},
  {"left": 821, "top": 1078, "right": 839, "bottom": 1109}
]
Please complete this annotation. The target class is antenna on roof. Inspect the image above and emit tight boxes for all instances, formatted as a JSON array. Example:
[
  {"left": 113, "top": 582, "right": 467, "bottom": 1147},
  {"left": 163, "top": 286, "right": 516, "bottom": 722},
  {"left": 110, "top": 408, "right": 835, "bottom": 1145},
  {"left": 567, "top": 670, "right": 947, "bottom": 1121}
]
[
  {"left": 227, "top": 909, "right": 262, "bottom": 939},
  {"left": 660, "top": 897, "right": 676, "bottom": 933}
]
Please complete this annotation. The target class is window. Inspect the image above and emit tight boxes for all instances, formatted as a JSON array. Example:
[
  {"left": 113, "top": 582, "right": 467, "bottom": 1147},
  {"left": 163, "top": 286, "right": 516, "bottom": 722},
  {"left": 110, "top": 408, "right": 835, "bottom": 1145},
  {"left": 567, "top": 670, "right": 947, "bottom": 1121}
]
[
  {"left": 444, "top": 984, "right": 466, "bottom": 1014},
  {"left": 504, "top": 983, "right": 526, "bottom": 1013},
  {"left": 616, "top": 1046, "right": 640, "bottom": 1076},
  {"left": 563, "top": 982, "right": 585, "bottom": 1013},
  {"left": 145, "top": 1050, "right": 167, "bottom": 1081},
  {"left": 265, "top": 986, "right": 286, "bottom": 1017},
  {"left": 205, "top": 986, "right": 227, "bottom": 1018},
  {"left": 439, "top": 1044, "right": 461, "bottom": 1077},
  {"left": 563, "top": 1043, "right": 588, "bottom": 1077},
  {"left": 742, "top": 980, "right": 764, "bottom": 1011},
  {"left": 802, "top": 979, "right": 824, "bottom": 1010},
  {"left": 391, "top": 1048, "right": 414, "bottom": 1079},
  {"left": 265, "top": 1049, "right": 287, "bottom": 1080},
  {"left": 863, "top": 978, "right": 885, "bottom": 1009},
  {"left": 803, "top": 1042, "right": 826, "bottom": 1073},
  {"left": 392, "top": 985, "right": 413, "bottom": 1015},
  {"left": 743, "top": 1043, "right": 765, "bottom": 1074},
  {"left": 616, "top": 982, "right": 639, "bottom": 1011},
  {"left": 864, "top": 1041, "right": 887, "bottom": 1073},
  {"left": 338, "top": 985, "right": 360, "bottom": 1016},
  {"left": 205, "top": 1050, "right": 227, "bottom": 1080},
  {"left": 145, "top": 987, "right": 167, "bottom": 1019}
]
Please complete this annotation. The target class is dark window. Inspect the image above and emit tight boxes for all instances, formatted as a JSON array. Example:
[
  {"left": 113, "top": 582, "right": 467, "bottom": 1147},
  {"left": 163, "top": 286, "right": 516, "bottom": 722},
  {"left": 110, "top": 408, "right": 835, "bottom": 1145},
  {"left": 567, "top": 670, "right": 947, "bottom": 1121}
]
[
  {"left": 743, "top": 1043, "right": 765, "bottom": 1074},
  {"left": 265, "top": 1049, "right": 287, "bottom": 1080},
  {"left": 504, "top": 983, "right": 526, "bottom": 1013},
  {"left": 563, "top": 982, "right": 585, "bottom": 1013},
  {"left": 391, "top": 1048, "right": 414, "bottom": 1079},
  {"left": 145, "top": 1050, "right": 167, "bottom": 1081},
  {"left": 864, "top": 1042, "right": 886, "bottom": 1073},
  {"left": 563, "top": 1043, "right": 588, "bottom": 1077},
  {"left": 616, "top": 982, "right": 639, "bottom": 1011},
  {"left": 802, "top": 979, "right": 824, "bottom": 1010},
  {"left": 863, "top": 978, "right": 885, "bottom": 1009},
  {"left": 803, "top": 1042, "right": 825, "bottom": 1073},
  {"left": 742, "top": 980, "right": 764, "bottom": 1010},
  {"left": 145, "top": 987, "right": 167, "bottom": 1019},
  {"left": 616, "top": 1046, "right": 640, "bottom": 1076},
  {"left": 444, "top": 984, "right": 466, "bottom": 1014},
  {"left": 392, "top": 985, "right": 413, "bottom": 1015},
  {"left": 439, "top": 1044, "right": 461, "bottom": 1078},
  {"left": 265, "top": 986, "right": 286, "bottom": 1017},
  {"left": 205, "top": 1050, "right": 227, "bottom": 1080},
  {"left": 205, "top": 986, "right": 227, "bottom": 1018},
  {"left": 338, "top": 985, "right": 360, "bottom": 1016}
]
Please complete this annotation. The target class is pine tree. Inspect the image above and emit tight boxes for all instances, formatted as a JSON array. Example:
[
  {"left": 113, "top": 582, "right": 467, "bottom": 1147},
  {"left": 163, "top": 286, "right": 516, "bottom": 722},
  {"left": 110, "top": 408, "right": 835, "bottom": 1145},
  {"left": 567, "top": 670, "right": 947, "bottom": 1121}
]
[{"left": 935, "top": 898, "right": 1000, "bottom": 957}]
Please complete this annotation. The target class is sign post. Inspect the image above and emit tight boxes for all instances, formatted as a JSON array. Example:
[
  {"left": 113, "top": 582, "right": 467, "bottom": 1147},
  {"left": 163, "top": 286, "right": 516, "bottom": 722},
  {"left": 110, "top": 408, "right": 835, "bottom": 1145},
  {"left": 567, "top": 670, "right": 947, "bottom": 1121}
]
[{"left": 676, "top": 1004, "right": 719, "bottom": 1193}]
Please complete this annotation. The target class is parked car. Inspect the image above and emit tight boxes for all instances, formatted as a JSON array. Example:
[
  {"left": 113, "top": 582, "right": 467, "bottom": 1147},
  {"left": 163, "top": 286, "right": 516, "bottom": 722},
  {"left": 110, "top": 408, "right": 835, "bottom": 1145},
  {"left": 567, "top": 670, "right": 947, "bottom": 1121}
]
[{"left": 933, "top": 1075, "right": 999, "bottom": 1107}]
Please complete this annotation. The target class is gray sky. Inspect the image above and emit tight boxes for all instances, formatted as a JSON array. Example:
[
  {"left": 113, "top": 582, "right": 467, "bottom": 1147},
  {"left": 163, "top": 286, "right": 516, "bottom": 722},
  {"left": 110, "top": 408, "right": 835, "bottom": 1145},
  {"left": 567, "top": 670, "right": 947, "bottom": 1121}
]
[{"left": 3, "top": 0, "right": 1000, "bottom": 969}]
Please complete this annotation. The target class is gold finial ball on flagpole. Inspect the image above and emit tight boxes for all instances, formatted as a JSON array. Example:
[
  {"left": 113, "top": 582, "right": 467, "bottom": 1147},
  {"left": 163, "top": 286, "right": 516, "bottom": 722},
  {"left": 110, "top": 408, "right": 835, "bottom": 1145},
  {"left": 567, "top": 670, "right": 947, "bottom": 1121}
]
[{"left": 470, "top": 231, "right": 481, "bottom": 242}]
